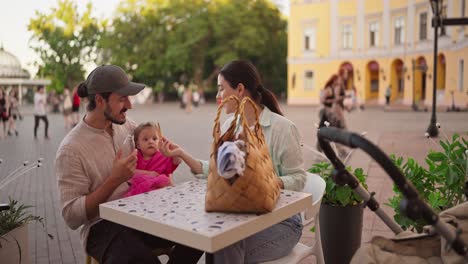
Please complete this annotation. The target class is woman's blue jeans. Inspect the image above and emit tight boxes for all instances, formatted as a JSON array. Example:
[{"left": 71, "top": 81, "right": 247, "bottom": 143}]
[{"left": 213, "top": 214, "right": 303, "bottom": 264}]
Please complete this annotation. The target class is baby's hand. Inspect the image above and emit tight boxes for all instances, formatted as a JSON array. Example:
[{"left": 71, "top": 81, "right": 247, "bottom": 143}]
[
  {"left": 168, "top": 174, "right": 175, "bottom": 186},
  {"left": 159, "top": 138, "right": 183, "bottom": 157}
]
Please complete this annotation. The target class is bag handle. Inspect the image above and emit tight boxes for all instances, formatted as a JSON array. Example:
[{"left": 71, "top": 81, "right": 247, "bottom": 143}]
[
  {"left": 212, "top": 95, "right": 241, "bottom": 146},
  {"left": 239, "top": 97, "right": 264, "bottom": 144}
]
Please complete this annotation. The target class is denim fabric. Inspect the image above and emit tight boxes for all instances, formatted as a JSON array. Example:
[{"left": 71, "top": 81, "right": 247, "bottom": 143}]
[
  {"left": 86, "top": 220, "right": 203, "bottom": 264},
  {"left": 213, "top": 214, "right": 303, "bottom": 264}
]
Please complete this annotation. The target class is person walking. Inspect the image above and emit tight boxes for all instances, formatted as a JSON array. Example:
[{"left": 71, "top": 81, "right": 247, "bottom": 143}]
[
  {"left": 34, "top": 85, "right": 49, "bottom": 139},
  {"left": 7, "top": 89, "right": 20, "bottom": 136},
  {"left": 71, "top": 86, "right": 81, "bottom": 126},
  {"left": 183, "top": 86, "right": 192, "bottom": 114},
  {"left": 0, "top": 88, "right": 9, "bottom": 139},
  {"left": 385, "top": 85, "right": 392, "bottom": 106},
  {"left": 318, "top": 74, "right": 348, "bottom": 157},
  {"left": 62, "top": 88, "right": 73, "bottom": 129}
]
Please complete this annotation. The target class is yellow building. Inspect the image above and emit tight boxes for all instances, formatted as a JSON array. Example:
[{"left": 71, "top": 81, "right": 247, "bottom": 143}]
[{"left": 288, "top": 0, "right": 468, "bottom": 108}]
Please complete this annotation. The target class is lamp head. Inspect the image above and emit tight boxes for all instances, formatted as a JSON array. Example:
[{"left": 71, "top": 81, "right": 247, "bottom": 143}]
[{"left": 429, "top": 0, "right": 444, "bottom": 16}]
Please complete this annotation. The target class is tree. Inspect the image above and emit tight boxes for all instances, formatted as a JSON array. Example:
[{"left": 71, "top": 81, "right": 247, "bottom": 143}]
[
  {"left": 99, "top": 0, "right": 287, "bottom": 95},
  {"left": 29, "top": 0, "right": 103, "bottom": 91}
]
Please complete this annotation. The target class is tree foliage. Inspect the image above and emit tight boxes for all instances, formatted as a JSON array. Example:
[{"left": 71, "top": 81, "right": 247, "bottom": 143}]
[
  {"left": 99, "top": 0, "right": 287, "bottom": 94},
  {"left": 28, "top": 0, "right": 103, "bottom": 91}
]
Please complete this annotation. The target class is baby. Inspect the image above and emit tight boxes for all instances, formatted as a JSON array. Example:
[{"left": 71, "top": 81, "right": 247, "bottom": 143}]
[{"left": 123, "top": 122, "right": 180, "bottom": 197}]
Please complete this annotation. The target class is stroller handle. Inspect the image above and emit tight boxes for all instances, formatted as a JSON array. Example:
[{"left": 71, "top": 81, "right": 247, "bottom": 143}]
[{"left": 317, "top": 127, "right": 468, "bottom": 258}]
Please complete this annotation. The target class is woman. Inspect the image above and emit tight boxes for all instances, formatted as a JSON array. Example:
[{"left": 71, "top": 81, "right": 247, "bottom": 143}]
[
  {"left": 71, "top": 86, "right": 81, "bottom": 126},
  {"left": 62, "top": 88, "right": 73, "bottom": 129},
  {"left": 161, "top": 60, "right": 306, "bottom": 263},
  {"left": 319, "top": 74, "right": 346, "bottom": 129},
  {"left": 7, "top": 90, "right": 20, "bottom": 136},
  {"left": 0, "top": 88, "right": 9, "bottom": 139}
]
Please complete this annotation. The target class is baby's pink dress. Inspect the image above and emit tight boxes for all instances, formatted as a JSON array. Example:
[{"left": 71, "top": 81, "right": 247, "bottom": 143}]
[{"left": 124, "top": 150, "right": 178, "bottom": 197}]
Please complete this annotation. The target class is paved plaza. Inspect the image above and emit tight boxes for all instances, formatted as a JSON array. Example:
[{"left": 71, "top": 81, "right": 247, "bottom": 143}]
[{"left": 0, "top": 102, "right": 467, "bottom": 264}]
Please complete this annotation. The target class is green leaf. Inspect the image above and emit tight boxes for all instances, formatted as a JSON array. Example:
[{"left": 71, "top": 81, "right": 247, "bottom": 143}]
[
  {"left": 440, "top": 140, "right": 449, "bottom": 152},
  {"left": 447, "top": 167, "right": 457, "bottom": 185},
  {"left": 335, "top": 186, "right": 352, "bottom": 206},
  {"left": 428, "top": 152, "right": 446, "bottom": 162}
]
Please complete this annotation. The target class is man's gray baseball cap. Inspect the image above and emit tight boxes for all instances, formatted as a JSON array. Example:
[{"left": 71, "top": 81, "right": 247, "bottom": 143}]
[{"left": 85, "top": 65, "right": 145, "bottom": 96}]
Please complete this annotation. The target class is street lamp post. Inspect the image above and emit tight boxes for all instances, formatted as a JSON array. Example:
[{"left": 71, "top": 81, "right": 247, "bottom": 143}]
[
  {"left": 426, "top": 0, "right": 442, "bottom": 137},
  {"left": 411, "top": 59, "right": 418, "bottom": 111}
]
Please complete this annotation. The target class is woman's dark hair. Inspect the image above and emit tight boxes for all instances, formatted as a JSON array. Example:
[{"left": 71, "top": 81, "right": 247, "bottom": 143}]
[
  {"left": 76, "top": 82, "right": 111, "bottom": 111},
  {"left": 324, "top": 74, "right": 339, "bottom": 89},
  {"left": 219, "top": 60, "right": 283, "bottom": 116}
]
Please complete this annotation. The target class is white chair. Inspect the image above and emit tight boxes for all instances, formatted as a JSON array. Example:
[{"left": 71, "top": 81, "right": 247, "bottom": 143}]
[{"left": 261, "top": 172, "right": 326, "bottom": 264}]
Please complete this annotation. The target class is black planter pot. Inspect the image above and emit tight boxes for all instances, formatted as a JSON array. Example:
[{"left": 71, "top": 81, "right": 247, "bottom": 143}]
[{"left": 319, "top": 203, "right": 363, "bottom": 264}]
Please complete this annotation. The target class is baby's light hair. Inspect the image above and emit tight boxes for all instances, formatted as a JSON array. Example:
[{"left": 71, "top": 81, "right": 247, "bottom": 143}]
[{"left": 133, "top": 122, "right": 162, "bottom": 147}]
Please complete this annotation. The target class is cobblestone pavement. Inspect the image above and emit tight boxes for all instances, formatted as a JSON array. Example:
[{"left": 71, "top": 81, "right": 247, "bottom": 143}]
[{"left": 0, "top": 102, "right": 466, "bottom": 263}]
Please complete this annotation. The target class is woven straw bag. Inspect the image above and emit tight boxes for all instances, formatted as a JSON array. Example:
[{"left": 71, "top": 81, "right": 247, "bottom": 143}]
[{"left": 205, "top": 96, "right": 281, "bottom": 213}]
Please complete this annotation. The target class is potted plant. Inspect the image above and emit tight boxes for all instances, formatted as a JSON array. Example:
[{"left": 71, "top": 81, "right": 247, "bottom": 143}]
[
  {"left": 387, "top": 131, "right": 467, "bottom": 233},
  {"left": 309, "top": 161, "right": 368, "bottom": 264},
  {"left": 0, "top": 197, "right": 51, "bottom": 264}
]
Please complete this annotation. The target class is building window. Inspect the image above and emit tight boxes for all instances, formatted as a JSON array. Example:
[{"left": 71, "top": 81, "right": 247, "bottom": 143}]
[
  {"left": 398, "top": 78, "right": 404, "bottom": 93},
  {"left": 369, "top": 22, "right": 379, "bottom": 47},
  {"left": 419, "top": 13, "right": 427, "bottom": 40},
  {"left": 370, "top": 80, "right": 379, "bottom": 92},
  {"left": 342, "top": 24, "right": 353, "bottom": 49},
  {"left": 463, "top": 0, "right": 466, "bottom": 17},
  {"left": 304, "top": 71, "right": 314, "bottom": 90},
  {"left": 304, "top": 28, "right": 316, "bottom": 51},
  {"left": 440, "top": 5, "right": 447, "bottom": 36},
  {"left": 394, "top": 17, "right": 405, "bottom": 45},
  {"left": 459, "top": 60, "right": 464, "bottom": 92},
  {"left": 292, "top": 73, "right": 296, "bottom": 90},
  {"left": 342, "top": 25, "right": 353, "bottom": 49}
]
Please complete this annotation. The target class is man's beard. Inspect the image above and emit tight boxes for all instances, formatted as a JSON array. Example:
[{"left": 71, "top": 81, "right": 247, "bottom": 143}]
[{"left": 104, "top": 106, "right": 126, "bottom": 125}]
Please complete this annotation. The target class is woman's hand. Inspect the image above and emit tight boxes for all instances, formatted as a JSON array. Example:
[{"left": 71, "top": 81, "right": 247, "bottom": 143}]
[{"left": 277, "top": 178, "right": 284, "bottom": 189}]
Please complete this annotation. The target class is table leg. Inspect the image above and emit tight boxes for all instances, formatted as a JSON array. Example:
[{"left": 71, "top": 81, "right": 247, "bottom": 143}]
[{"left": 205, "top": 252, "right": 214, "bottom": 264}]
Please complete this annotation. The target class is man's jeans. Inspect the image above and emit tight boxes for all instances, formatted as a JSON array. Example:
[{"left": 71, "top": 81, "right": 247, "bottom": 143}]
[{"left": 86, "top": 220, "right": 203, "bottom": 264}]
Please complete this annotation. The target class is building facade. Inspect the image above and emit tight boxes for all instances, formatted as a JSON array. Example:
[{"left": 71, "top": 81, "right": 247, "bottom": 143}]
[
  {"left": 288, "top": 0, "right": 467, "bottom": 108},
  {"left": 0, "top": 46, "right": 50, "bottom": 104}
]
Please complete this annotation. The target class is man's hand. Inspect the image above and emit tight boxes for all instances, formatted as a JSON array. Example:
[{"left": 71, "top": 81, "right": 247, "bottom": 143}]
[{"left": 109, "top": 149, "right": 137, "bottom": 184}]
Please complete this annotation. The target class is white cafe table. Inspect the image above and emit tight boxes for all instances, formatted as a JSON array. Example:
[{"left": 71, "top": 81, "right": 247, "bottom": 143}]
[{"left": 99, "top": 179, "right": 312, "bottom": 264}]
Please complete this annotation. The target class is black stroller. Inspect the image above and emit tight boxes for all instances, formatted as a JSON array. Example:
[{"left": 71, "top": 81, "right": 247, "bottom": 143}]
[{"left": 317, "top": 127, "right": 468, "bottom": 263}]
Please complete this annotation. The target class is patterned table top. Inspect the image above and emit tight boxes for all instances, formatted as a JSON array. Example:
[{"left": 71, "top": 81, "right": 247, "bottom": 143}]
[{"left": 100, "top": 179, "right": 312, "bottom": 252}]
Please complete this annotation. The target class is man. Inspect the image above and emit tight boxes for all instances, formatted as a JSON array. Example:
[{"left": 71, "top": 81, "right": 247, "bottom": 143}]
[
  {"left": 55, "top": 65, "right": 202, "bottom": 264},
  {"left": 34, "top": 85, "right": 49, "bottom": 139}
]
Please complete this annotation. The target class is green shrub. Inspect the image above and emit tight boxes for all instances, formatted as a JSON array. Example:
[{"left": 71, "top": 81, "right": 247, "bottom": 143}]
[
  {"left": 309, "top": 162, "right": 367, "bottom": 207},
  {"left": 386, "top": 133, "right": 467, "bottom": 233}
]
